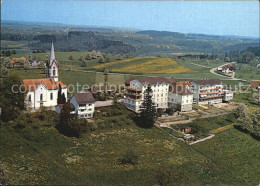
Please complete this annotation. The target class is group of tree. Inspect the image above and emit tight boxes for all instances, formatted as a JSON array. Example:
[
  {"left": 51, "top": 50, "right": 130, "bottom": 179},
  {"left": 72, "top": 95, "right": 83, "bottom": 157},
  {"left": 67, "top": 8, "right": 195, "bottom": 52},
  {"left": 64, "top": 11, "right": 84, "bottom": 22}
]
[
  {"left": 0, "top": 74, "right": 26, "bottom": 122},
  {"left": 137, "top": 85, "right": 157, "bottom": 128},
  {"left": 228, "top": 46, "right": 260, "bottom": 64},
  {"left": 1, "top": 50, "right": 16, "bottom": 57},
  {"left": 235, "top": 104, "right": 260, "bottom": 140},
  {"left": 57, "top": 84, "right": 66, "bottom": 104}
]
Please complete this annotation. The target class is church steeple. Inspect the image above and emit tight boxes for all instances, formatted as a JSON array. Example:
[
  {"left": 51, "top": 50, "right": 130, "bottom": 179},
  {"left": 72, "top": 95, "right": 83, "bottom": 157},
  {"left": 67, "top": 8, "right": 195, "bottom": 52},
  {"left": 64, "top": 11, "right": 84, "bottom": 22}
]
[
  {"left": 46, "top": 40, "right": 58, "bottom": 82},
  {"left": 49, "top": 39, "right": 55, "bottom": 65}
]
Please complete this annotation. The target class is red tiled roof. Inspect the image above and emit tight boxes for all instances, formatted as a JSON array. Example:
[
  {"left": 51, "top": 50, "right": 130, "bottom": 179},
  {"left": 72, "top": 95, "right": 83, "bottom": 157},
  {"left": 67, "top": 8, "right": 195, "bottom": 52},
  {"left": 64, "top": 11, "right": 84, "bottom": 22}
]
[
  {"left": 73, "top": 92, "right": 95, "bottom": 104},
  {"left": 250, "top": 81, "right": 260, "bottom": 88},
  {"left": 193, "top": 79, "right": 222, "bottom": 86},
  {"left": 170, "top": 84, "right": 193, "bottom": 95},
  {"left": 175, "top": 81, "right": 192, "bottom": 87},
  {"left": 22, "top": 78, "right": 66, "bottom": 91}
]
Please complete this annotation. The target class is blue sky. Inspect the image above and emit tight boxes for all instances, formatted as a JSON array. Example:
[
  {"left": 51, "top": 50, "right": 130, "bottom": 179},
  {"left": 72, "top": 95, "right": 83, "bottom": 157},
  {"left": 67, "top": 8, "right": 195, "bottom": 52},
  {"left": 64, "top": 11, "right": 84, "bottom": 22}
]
[{"left": 1, "top": 0, "right": 259, "bottom": 37}]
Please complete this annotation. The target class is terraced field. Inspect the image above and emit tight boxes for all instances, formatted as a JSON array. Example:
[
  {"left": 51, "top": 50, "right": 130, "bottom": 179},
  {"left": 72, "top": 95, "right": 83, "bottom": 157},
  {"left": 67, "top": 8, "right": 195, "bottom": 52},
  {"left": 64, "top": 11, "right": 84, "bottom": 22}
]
[{"left": 92, "top": 57, "right": 192, "bottom": 74}]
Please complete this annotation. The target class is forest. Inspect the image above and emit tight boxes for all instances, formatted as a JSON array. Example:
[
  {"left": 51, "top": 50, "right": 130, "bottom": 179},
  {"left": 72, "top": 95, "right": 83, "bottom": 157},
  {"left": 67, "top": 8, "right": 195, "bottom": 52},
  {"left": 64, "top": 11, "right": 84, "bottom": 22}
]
[{"left": 1, "top": 21, "right": 259, "bottom": 56}]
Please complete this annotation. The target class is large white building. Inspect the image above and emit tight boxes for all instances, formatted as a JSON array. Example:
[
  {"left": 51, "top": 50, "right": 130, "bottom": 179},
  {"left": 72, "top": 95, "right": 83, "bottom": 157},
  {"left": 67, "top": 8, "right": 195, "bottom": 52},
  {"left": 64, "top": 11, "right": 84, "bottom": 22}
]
[
  {"left": 23, "top": 41, "right": 67, "bottom": 110},
  {"left": 191, "top": 79, "right": 225, "bottom": 105},
  {"left": 123, "top": 77, "right": 175, "bottom": 112},
  {"left": 168, "top": 81, "right": 193, "bottom": 112}
]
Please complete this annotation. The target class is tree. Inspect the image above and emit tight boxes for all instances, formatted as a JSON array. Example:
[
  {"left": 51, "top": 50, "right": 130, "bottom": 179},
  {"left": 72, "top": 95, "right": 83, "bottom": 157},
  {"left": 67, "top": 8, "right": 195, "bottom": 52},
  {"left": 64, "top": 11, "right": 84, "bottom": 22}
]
[
  {"left": 235, "top": 104, "right": 253, "bottom": 132},
  {"left": 190, "top": 119, "right": 209, "bottom": 135},
  {"left": 0, "top": 67, "right": 8, "bottom": 78},
  {"left": 138, "top": 85, "right": 157, "bottom": 128},
  {"left": 166, "top": 107, "right": 174, "bottom": 115},
  {"left": 91, "top": 51, "right": 97, "bottom": 59},
  {"left": 117, "top": 54, "right": 122, "bottom": 60},
  {"left": 57, "top": 84, "right": 66, "bottom": 104},
  {"left": 119, "top": 150, "right": 138, "bottom": 165},
  {"left": 85, "top": 53, "right": 92, "bottom": 60},
  {"left": 56, "top": 102, "right": 79, "bottom": 137},
  {"left": 81, "top": 60, "right": 86, "bottom": 67},
  {"left": 69, "top": 55, "right": 73, "bottom": 60},
  {"left": 98, "top": 56, "right": 105, "bottom": 63},
  {"left": 0, "top": 74, "right": 26, "bottom": 122}
]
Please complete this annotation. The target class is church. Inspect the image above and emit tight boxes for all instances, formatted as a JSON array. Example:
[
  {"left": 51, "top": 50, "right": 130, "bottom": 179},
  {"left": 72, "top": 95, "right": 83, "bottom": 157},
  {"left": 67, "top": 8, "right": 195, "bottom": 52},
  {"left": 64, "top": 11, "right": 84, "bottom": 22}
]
[{"left": 23, "top": 41, "right": 67, "bottom": 110}]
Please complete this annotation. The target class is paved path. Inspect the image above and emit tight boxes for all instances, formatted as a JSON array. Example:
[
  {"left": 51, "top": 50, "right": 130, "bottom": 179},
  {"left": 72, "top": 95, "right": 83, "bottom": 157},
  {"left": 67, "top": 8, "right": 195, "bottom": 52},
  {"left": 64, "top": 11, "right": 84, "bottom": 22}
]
[
  {"left": 188, "top": 134, "right": 215, "bottom": 145},
  {"left": 94, "top": 99, "right": 123, "bottom": 108}
]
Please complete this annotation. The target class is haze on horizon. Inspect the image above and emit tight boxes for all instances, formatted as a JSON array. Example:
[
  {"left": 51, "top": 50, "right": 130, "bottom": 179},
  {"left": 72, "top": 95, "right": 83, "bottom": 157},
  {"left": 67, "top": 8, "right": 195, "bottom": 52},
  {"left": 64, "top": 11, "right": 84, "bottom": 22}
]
[{"left": 1, "top": 0, "right": 259, "bottom": 38}]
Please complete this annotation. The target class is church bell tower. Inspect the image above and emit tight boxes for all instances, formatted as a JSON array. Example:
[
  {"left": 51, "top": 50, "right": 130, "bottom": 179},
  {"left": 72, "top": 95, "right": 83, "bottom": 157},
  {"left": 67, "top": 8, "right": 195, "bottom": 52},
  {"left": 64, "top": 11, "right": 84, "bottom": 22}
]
[{"left": 46, "top": 40, "right": 58, "bottom": 81}]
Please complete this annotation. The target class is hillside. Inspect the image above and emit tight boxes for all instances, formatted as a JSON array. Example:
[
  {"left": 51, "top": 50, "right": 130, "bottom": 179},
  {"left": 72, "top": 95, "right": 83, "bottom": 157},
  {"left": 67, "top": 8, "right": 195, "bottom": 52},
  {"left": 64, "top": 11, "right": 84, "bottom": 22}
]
[
  {"left": 1, "top": 21, "right": 259, "bottom": 55},
  {"left": 1, "top": 117, "right": 259, "bottom": 185}
]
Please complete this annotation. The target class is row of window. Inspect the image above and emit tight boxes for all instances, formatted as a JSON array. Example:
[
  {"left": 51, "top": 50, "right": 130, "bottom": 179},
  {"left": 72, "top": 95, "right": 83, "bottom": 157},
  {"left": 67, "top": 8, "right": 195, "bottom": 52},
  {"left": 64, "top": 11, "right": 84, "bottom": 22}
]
[{"left": 28, "top": 93, "right": 54, "bottom": 102}]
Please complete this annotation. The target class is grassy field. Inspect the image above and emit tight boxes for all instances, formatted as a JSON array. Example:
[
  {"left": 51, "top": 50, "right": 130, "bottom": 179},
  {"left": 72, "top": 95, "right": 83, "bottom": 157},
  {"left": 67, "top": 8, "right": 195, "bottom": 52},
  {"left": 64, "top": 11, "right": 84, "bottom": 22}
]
[
  {"left": 235, "top": 63, "right": 260, "bottom": 81},
  {"left": 1, "top": 111, "right": 259, "bottom": 185}
]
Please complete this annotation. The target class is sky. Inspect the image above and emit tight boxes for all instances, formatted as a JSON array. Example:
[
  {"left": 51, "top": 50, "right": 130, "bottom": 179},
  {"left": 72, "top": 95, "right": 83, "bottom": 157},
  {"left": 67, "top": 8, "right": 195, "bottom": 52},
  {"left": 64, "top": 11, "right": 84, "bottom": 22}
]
[{"left": 1, "top": 0, "right": 260, "bottom": 38}]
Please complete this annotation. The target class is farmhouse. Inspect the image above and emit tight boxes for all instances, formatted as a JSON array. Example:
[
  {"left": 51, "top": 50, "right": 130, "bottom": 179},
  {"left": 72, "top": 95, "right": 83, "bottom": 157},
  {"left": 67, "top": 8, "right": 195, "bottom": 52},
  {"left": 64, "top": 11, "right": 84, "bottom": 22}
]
[
  {"left": 23, "top": 41, "right": 67, "bottom": 110},
  {"left": 69, "top": 92, "right": 95, "bottom": 119}
]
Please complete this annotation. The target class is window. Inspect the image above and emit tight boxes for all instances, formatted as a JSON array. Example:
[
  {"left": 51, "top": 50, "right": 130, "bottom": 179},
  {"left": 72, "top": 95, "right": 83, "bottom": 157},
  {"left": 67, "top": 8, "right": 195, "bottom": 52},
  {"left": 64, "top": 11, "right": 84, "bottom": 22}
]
[
  {"left": 89, "top": 104, "right": 92, "bottom": 106},
  {"left": 53, "top": 67, "right": 56, "bottom": 76},
  {"left": 88, "top": 108, "right": 92, "bottom": 111},
  {"left": 40, "top": 94, "right": 43, "bottom": 101},
  {"left": 28, "top": 95, "right": 31, "bottom": 101},
  {"left": 50, "top": 93, "right": 53, "bottom": 100}
]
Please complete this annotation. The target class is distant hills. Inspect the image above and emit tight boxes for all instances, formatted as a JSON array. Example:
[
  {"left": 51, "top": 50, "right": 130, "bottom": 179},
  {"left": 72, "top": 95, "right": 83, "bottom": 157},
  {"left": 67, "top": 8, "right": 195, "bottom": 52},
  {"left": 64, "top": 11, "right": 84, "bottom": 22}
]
[{"left": 1, "top": 21, "right": 259, "bottom": 55}]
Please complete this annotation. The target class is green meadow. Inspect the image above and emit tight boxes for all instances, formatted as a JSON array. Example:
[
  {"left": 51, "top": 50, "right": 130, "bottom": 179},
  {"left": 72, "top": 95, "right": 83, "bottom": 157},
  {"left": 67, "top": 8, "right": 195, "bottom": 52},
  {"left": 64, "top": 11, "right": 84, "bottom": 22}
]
[{"left": 0, "top": 111, "right": 259, "bottom": 185}]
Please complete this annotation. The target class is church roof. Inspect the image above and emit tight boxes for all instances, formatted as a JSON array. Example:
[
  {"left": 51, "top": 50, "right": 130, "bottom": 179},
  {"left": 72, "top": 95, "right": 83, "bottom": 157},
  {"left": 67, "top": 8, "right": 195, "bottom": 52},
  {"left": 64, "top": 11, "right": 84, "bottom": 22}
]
[
  {"left": 22, "top": 78, "right": 66, "bottom": 91},
  {"left": 49, "top": 41, "right": 56, "bottom": 66}
]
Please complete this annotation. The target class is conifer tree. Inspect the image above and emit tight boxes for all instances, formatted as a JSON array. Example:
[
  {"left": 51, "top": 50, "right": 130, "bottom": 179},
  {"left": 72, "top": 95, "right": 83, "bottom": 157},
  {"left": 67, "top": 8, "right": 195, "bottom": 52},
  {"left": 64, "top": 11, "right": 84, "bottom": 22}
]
[{"left": 138, "top": 85, "right": 157, "bottom": 128}]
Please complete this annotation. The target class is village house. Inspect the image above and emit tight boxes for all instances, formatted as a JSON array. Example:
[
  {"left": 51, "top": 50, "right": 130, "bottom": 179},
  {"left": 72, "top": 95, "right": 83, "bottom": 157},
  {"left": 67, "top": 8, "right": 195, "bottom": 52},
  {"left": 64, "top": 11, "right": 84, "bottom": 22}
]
[
  {"left": 69, "top": 92, "right": 95, "bottom": 119},
  {"left": 168, "top": 81, "right": 193, "bottom": 112},
  {"left": 250, "top": 81, "right": 260, "bottom": 90},
  {"left": 23, "top": 41, "right": 67, "bottom": 110}
]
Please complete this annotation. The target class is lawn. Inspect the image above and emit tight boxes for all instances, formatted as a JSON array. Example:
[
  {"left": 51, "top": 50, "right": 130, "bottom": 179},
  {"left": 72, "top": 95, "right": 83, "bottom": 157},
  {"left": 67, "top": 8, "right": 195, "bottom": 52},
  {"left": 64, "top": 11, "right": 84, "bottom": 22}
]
[{"left": 1, "top": 109, "right": 259, "bottom": 185}]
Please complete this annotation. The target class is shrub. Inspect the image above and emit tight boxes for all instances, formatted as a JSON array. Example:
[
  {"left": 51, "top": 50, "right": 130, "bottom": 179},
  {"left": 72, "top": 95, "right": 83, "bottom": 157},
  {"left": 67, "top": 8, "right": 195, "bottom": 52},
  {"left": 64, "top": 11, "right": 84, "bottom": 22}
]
[{"left": 119, "top": 150, "right": 138, "bottom": 165}]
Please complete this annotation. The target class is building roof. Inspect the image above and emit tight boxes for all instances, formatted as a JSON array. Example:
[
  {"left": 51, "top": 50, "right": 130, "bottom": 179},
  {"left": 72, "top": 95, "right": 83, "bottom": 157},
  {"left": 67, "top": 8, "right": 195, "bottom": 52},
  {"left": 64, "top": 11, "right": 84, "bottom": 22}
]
[
  {"left": 192, "top": 79, "right": 222, "bottom": 86},
  {"left": 175, "top": 81, "right": 192, "bottom": 87},
  {"left": 170, "top": 84, "right": 193, "bottom": 95},
  {"left": 49, "top": 41, "right": 56, "bottom": 66},
  {"left": 125, "top": 77, "right": 175, "bottom": 85},
  {"left": 10, "top": 57, "right": 26, "bottom": 64},
  {"left": 56, "top": 103, "right": 75, "bottom": 110},
  {"left": 73, "top": 92, "right": 95, "bottom": 104},
  {"left": 124, "top": 78, "right": 135, "bottom": 85},
  {"left": 22, "top": 78, "right": 66, "bottom": 91},
  {"left": 250, "top": 81, "right": 260, "bottom": 88}
]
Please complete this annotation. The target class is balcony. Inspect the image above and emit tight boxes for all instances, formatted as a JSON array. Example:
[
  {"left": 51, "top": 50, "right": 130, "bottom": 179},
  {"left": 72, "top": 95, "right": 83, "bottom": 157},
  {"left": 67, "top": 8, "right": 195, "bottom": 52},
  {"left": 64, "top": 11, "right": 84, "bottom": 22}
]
[
  {"left": 199, "top": 95, "right": 224, "bottom": 100},
  {"left": 200, "top": 87, "right": 223, "bottom": 91},
  {"left": 125, "top": 86, "right": 142, "bottom": 92},
  {"left": 200, "top": 91, "right": 223, "bottom": 95}
]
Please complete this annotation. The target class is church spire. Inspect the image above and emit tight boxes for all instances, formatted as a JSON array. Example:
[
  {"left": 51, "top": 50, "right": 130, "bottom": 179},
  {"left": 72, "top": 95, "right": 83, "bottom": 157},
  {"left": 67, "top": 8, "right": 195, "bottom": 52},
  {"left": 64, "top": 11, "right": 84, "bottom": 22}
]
[{"left": 49, "top": 39, "right": 55, "bottom": 65}]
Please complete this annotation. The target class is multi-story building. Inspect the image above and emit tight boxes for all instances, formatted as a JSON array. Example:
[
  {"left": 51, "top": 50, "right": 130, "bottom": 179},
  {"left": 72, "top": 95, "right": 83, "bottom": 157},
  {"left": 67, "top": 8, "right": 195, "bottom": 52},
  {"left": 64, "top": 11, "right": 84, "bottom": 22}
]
[
  {"left": 168, "top": 82, "right": 193, "bottom": 112},
  {"left": 191, "top": 79, "right": 224, "bottom": 105},
  {"left": 69, "top": 92, "right": 95, "bottom": 118},
  {"left": 124, "top": 77, "right": 175, "bottom": 112}
]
